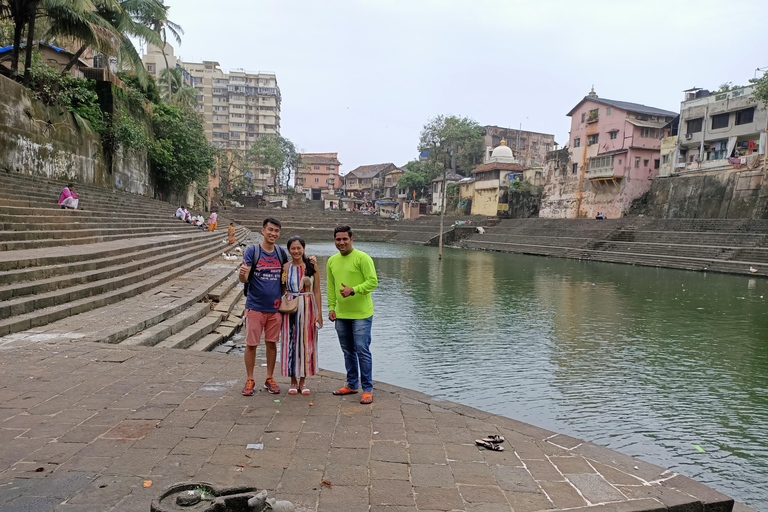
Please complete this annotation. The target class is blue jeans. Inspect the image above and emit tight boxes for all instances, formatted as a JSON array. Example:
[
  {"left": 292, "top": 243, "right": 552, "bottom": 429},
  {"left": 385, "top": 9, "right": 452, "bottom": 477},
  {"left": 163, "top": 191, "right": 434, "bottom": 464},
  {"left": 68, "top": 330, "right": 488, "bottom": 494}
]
[{"left": 335, "top": 317, "right": 373, "bottom": 392}]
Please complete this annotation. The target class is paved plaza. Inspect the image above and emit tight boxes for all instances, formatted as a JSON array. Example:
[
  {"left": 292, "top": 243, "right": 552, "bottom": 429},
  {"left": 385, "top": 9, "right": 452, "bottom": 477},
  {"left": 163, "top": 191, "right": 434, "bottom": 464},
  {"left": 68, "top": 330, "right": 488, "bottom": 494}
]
[{"left": 0, "top": 340, "right": 739, "bottom": 512}]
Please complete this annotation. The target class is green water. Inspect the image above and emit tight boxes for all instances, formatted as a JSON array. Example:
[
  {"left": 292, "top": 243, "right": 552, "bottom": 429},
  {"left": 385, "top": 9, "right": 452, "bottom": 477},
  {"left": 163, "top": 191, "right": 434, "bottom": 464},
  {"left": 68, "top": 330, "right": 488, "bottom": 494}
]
[{"left": 306, "top": 242, "right": 768, "bottom": 508}]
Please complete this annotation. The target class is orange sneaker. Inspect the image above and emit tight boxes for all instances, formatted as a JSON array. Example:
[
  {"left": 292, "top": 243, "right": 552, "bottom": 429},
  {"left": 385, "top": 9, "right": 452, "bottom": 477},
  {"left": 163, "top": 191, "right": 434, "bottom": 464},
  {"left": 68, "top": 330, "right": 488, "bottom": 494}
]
[
  {"left": 242, "top": 379, "right": 255, "bottom": 396},
  {"left": 360, "top": 392, "right": 373, "bottom": 404},
  {"left": 264, "top": 378, "right": 280, "bottom": 394}
]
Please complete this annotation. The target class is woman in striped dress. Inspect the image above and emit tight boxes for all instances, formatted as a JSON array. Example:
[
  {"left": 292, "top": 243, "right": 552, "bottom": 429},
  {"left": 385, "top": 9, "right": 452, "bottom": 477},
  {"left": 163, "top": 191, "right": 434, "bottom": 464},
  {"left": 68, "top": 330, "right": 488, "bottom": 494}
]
[{"left": 281, "top": 236, "right": 322, "bottom": 395}]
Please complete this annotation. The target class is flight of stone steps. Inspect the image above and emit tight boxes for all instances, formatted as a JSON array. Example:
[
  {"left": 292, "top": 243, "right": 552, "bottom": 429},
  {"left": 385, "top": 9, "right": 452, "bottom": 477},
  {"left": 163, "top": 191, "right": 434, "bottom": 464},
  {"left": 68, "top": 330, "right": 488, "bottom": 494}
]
[
  {"left": 0, "top": 172, "right": 252, "bottom": 351},
  {"left": 456, "top": 217, "right": 768, "bottom": 276}
]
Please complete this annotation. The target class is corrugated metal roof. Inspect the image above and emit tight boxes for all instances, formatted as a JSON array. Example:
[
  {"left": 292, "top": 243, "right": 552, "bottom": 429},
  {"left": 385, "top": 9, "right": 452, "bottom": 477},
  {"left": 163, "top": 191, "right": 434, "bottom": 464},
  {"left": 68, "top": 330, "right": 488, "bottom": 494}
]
[{"left": 567, "top": 96, "right": 677, "bottom": 118}]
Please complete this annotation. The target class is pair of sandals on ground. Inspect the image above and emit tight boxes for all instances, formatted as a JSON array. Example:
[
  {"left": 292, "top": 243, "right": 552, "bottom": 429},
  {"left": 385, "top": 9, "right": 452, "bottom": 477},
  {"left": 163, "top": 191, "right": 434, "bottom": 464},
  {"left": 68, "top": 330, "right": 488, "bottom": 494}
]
[
  {"left": 332, "top": 385, "right": 373, "bottom": 404},
  {"left": 476, "top": 434, "right": 506, "bottom": 451}
]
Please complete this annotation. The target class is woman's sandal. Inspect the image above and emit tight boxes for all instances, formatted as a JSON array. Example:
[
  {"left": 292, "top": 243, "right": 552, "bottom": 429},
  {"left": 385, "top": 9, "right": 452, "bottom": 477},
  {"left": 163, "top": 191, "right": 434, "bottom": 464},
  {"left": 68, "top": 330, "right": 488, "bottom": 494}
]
[
  {"left": 288, "top": 387, "right": 298, "bottom": 395},
  {"left": 476, "top": 439, "right": 504, "bottom": 451},
  {"left": 333, "top": 386, "right": 359, "bottom": 395},
  {"left": 481, "top": 435, "right": 505, "bottom": 444},
  {"left": 300, "top": 387, "right": 310, "bottom": 396}
]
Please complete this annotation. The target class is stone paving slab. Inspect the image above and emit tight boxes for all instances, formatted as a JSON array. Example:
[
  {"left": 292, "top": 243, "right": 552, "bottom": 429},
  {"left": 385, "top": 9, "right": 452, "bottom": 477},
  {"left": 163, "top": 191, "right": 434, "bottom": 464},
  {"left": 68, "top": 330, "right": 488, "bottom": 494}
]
[{"left": 0, "top": 341, "right": 737, "bottom": 512}]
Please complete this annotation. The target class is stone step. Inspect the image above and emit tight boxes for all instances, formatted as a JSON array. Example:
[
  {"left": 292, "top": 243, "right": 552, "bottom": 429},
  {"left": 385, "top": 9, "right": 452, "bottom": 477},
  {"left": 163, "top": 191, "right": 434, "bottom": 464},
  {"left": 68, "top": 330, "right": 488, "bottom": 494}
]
[
  {"left": 0, "top": 226, "right": 204, "bottom": 251},
  {"left": 154, "top": 312, "right": 222, "bottom": 350},
  {"left": 0, "top": 234, "right": 217, "bottom": 286},
  {"left": 186, "top": 332, "right": 225, "bottom": 352},
  {"left": 0, "top": 232, "right": 217, "bottom": 271},
  {"left": 0, "top": 242, "right": 226, "bottom": 337},
  {"left": 119, "top": 302, "right": 212, "bottom": 347},
  {"left": 0, "top": 234, "right": 226, "bottom": 301},
  {"left": 0, "top": 234, "right": 226, "bottom": 320},
  {"left": 207, "top": 274, "right": 239, "bottom": 302},
  {"left": 212, "top": 285, "right": 244, "bottom": 318}
]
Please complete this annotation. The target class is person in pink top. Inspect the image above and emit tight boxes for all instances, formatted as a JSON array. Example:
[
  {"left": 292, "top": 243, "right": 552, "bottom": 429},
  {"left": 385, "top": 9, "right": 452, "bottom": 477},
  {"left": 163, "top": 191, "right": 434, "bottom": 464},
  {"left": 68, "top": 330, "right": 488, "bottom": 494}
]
[
  {"left": 58, "top": 183, "right": 79, "bottom": 209},
  {"left": 207, "top": 210, "right": 218, "bottom": 231}
]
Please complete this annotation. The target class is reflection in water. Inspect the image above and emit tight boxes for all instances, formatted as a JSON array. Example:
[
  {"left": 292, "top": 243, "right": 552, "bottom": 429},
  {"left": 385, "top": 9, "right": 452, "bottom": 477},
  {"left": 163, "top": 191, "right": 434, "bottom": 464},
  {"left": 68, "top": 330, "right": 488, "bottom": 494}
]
[{"left": 303, "top": 242, "right": 767, "bottom": 507}]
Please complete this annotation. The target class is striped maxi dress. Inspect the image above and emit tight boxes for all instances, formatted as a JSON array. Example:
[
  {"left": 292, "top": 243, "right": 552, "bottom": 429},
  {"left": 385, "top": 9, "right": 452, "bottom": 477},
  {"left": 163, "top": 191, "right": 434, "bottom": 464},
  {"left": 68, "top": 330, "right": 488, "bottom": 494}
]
[{"left": 280, "top": 264, "right": 318, "bottom": 378}]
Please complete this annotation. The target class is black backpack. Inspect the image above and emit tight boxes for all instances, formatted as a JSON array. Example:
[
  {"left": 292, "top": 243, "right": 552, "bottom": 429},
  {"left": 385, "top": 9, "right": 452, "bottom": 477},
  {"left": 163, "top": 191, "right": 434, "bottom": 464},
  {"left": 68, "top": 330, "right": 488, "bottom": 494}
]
[{"left": 243, "top": 244, "right": 288, "bottom": 299}]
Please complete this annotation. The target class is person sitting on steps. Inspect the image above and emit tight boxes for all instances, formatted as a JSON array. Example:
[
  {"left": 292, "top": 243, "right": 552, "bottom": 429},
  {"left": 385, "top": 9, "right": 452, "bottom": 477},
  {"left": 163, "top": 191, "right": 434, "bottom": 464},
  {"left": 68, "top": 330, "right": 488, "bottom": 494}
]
[{"left": 58, "top": 183, "right": 80, "bottom": 210}]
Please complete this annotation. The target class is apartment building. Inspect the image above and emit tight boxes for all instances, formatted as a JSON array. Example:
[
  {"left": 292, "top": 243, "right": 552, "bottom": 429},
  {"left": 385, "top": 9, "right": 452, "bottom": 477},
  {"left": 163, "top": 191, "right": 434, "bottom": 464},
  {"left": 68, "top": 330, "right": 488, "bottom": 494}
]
[
  {"left": 540, "top": 88, "right": 676, "bottom": 218},
  {"left": 296, "top": 153, "right": 342, "bottom": 200},
  {"left": 142, "top": 43, "right": 281, "bottom": 194},
  {"left": 670, "top": 85, "right": 767, "bottom": 174},
  {"left": 483, "top": 125, "right": 557, "bottom": 167}
]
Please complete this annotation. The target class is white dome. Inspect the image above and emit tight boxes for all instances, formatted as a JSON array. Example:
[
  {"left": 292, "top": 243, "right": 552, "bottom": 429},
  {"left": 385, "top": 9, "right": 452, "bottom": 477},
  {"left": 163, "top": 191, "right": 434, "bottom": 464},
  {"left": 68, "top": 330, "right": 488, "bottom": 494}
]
[{"left": 490, "top": 141, "right": 515, "bottom": 163}]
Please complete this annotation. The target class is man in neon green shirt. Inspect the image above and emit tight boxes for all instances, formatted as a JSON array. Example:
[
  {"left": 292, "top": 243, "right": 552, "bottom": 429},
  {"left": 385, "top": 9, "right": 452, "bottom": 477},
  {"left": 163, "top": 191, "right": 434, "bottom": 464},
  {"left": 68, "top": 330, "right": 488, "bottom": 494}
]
[{"left": 327, "top": 226, "right": 378, "bottom": 404}]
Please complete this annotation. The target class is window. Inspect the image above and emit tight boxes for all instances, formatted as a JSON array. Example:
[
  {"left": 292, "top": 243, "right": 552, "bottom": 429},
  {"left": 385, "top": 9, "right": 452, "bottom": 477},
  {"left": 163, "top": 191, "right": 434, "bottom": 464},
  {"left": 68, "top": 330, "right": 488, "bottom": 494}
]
[
  {"left": 326, "top": 166, "right": 334, "bottom": 170},
  {"left": 735, "top": 108, "right": 755, "bottom": 125},
  {"left": 711, "top": 113, "right": 729, "bottom": 130},
  {"left": 687, "top": 118, "right": 703, "bottom": 134},
  {"left": 587, "top": 134, "right": 599, "bottom": 145},
  {"left": 641, "top": 128, "right": 660, "bottom": 139},
  {"left": 635, "top": 157, "right": 640, "bottom": 168},
  {"left": 662, "top": 154, "right": 670, "bottom": 164},
  {"left": 606, "top": 107, "right": 612, "bottom": 116},
  {"left": 609, "top": 130, "right": 618, "bottom": 140},
  {"left": 572, "top": 163, "right": 578, "bottom": 174},
  {"left": 581, "top": 113, "right": 586, "bottom": 123},
  {"left": 545, "top": 144, "right": 551, "bottom": 151},
  {"left": 587, "top": 155, "right": 614, "bottom": 170},
  {"left": 314, "top": 165, "right": 320, "bottom": 170},
  {"left": 643, "top": 159, "right": 649, "bottom": 167},
  {"left": 314, "top": 178, "right": 319, "bottom": 183},
  {"left": 654, "top": 159, "right": 660, "bottom": 169},
  {"left": 588, "top": 109, "right": 599, "bottom": 122},
  {"left": 532, "top": 142, "right": 537, "bottom": 150},
  {"left": 574, "top": 137, "right": 581, "bottom": 148},
  {"left": 147, "top": 63, "right": 155, "bottom": 73}
]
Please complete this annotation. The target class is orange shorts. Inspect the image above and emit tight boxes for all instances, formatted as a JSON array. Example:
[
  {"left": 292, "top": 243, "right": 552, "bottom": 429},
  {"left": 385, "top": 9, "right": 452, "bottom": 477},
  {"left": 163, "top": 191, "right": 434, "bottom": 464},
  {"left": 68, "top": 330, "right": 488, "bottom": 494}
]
[{"left": 244, "top": 310, "right": 281, "bottom": 346}]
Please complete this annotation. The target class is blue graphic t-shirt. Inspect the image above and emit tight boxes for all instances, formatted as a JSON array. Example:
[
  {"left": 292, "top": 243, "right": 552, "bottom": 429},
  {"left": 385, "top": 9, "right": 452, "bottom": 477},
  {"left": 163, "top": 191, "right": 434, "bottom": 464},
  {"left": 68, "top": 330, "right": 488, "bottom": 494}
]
[{"left": 243, "top": 244, "right": 286, "bottom": 312}]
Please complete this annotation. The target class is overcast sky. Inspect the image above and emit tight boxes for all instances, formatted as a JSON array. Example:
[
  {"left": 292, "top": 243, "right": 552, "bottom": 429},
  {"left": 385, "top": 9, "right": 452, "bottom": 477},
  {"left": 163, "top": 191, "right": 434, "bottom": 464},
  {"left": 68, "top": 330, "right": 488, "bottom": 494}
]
[{"left": 158, "top": 0, "right": 768, "bottom": 174}]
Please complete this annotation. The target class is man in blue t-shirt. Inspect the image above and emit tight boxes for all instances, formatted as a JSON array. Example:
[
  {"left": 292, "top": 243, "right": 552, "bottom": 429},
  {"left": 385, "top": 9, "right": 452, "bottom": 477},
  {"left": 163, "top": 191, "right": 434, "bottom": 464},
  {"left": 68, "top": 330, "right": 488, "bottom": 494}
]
[{"left": 239, "top": 218, "right": 289, "bottom": 396}]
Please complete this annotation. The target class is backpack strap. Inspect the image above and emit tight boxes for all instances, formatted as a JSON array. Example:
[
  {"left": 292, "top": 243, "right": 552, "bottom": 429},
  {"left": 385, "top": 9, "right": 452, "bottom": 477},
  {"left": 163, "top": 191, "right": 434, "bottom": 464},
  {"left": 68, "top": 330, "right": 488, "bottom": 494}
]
[{"left": 246, "top": 244, "right": 260, "bottom": 287}]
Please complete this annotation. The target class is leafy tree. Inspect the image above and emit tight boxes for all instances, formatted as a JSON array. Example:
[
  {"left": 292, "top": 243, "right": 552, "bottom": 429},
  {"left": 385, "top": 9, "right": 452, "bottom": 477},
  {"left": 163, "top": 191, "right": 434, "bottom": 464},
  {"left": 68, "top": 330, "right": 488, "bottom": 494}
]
[
  {"left": 396, "top": 171, "right": 427, "bottom": 191},
  {"left": 157, "top": 66, "right": 196, "bottom": 107},
  {"left": 149, "top": 103, "right": 217, "bottom": 192},
  {"left": 418, "top": 115, "right": 484, "bottom": 180},
  {"left": 247, "top": 135, "right": 300, "bottom": 191},
  {"left": 750, "top": 71, "right": 768, "bottom": 108}
]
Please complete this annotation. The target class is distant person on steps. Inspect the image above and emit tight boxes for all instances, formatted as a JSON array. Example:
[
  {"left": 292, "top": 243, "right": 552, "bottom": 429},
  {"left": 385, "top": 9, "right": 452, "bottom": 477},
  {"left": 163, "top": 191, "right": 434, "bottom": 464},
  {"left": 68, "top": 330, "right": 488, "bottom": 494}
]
[
  {"left": 327, "top": 226, "right": 378, "bottom": 404},
  {"left": 58, "top": 183, "right": 79, "bottom": 209},
  {"left": 228, "top": 223, "right": 236, "bottom": 245},
  {"left": 208, "top": 210, "right": 218, "bottom": 231}
]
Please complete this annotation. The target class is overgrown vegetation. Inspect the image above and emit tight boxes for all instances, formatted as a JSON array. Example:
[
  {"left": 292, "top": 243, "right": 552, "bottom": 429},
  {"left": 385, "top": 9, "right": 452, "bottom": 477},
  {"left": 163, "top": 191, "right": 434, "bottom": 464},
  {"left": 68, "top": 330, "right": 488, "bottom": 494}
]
[
  {"left": 27, "top": 53, "right": 105, "bottom": 132},
  {"left": 750, "top": 71, "right": 768, "bottom": 108},
  {"left": 247, "top": 135, "right": 301, "bottom": 191}
]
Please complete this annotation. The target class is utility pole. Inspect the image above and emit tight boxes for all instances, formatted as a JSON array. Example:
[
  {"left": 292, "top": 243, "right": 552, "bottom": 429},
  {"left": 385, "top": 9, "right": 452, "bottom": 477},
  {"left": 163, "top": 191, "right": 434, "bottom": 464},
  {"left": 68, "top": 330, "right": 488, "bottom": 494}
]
[{"left": 438, "top": 143, "right": 456, "bottom": 260}]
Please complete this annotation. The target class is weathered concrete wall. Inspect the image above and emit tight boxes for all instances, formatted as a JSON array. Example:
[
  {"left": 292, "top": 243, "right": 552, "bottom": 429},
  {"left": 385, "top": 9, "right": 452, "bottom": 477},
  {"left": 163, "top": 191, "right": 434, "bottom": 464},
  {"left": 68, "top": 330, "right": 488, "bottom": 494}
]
[
  {"left": 506, "top": 191, "right": 541, "bottom": 218},
  {"left": 0, "top": 74, "right": 152, "bottom": 195},
  {"left": 647, "top": 169, "right": 768, "bottom": 219}
]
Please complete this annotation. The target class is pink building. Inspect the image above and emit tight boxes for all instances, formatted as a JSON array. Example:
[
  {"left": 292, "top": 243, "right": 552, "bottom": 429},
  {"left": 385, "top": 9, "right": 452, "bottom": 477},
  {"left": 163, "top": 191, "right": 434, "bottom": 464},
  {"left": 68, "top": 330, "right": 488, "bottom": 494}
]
[{"left": 540, "top": 88, "right": 676, "bottom": 218}]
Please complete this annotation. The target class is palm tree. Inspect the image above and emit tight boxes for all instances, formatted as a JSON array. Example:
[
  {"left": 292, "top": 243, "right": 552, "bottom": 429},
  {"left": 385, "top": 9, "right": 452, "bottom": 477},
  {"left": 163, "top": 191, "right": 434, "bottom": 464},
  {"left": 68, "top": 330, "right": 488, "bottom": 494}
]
[
  {"left": 44, "top": 0, "right": 121, "bottom": 71},
  {"left": 0, "top": 0, "right": 36, "bottom": 77},
  {"left": 157, "top": 65, "right": 196, "bottom": 107}
]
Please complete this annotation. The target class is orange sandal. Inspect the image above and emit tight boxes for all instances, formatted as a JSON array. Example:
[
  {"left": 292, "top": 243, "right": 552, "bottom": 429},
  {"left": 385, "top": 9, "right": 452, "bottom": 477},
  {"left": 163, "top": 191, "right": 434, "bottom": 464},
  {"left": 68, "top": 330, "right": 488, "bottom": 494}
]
[
  {"left": 333, "top": 386, "right": 359, "bottom": 395},
  {"left": 360, "top": 392, "right": 373, "bottom": 404}
]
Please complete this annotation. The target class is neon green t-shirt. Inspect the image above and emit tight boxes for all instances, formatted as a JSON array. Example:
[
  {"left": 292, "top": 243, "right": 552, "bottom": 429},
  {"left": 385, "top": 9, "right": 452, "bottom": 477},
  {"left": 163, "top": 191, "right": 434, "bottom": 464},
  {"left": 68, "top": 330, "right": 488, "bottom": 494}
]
[{"left": 326, "top": 249, "right": 378, "bottom": 319}]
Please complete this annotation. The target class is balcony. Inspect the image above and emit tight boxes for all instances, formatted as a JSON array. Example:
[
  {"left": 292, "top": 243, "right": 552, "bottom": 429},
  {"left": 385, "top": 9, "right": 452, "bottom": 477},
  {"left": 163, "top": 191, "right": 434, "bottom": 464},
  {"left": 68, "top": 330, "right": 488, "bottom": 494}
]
[{"left": 586, "top": 167, "right": 616, "bottom": 179}]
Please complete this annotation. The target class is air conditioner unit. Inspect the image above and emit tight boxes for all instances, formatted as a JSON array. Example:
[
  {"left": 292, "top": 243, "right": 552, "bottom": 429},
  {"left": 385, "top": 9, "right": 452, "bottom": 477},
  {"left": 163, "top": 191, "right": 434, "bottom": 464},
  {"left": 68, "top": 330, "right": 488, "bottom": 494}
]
[{"left": 685, "top": 134, "right": 692, "bottom": 140}]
